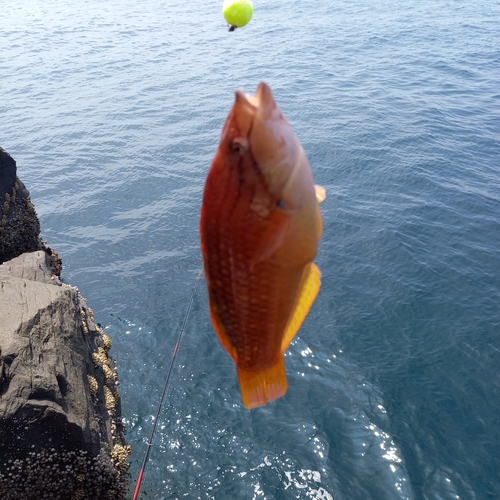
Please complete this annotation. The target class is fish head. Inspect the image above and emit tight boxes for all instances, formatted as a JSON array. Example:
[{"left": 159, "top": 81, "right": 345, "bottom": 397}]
[{"left": 218, "top": 82, "right": 317, "bottom": 212}]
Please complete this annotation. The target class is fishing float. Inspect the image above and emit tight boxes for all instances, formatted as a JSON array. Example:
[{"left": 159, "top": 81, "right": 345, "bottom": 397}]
[{"left": 223, "top": 0, "right": 254, "bottom": 31}]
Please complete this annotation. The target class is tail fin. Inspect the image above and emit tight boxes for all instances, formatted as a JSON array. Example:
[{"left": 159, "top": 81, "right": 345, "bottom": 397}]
[{"left": 237, "top": 357, "right": 288, "bottom": 409}]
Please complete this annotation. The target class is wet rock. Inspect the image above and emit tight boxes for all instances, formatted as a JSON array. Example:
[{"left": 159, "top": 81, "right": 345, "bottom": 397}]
[{"left": 0, "top": 253, "right": 130, "bottom": 497}]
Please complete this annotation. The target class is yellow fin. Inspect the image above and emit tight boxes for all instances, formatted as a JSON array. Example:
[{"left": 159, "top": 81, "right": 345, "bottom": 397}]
[
  {"left": 208, "top": 301, "right": 238, "bottom": 363},
  {"left": 315, "top": 185, "right": 326, "bottom": 203},
  {"left": 237, "top": 357, "right": 288, "bottom": 409},
  {"left": 281, "top": 262, "right": 321, "bottom": 351}
]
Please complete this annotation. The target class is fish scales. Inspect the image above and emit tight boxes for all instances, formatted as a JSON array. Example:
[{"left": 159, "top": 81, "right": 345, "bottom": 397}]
[{"left": 204, "top": 152, "right": 291, "bottom": 367}]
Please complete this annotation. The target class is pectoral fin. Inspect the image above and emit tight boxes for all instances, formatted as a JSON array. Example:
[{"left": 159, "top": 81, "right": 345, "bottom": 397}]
[
  {"left": 315, "top": 185, "right": 326, "bottom": 203},
  {"left": 250, "top": 208, "right": 292, "bottom": 268},
  {"left": 281, "top": 262, "right": 321, "bottom": 351}
]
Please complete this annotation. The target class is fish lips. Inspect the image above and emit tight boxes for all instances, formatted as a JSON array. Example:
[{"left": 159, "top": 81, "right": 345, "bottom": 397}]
[{"left": 232, "top": 81, "right": 281, "bottom": 136}]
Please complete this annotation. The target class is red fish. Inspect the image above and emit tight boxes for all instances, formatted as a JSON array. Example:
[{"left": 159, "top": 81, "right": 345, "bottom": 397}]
[{"left": 200, "top": 82, "right": 324, "bottom": 409}]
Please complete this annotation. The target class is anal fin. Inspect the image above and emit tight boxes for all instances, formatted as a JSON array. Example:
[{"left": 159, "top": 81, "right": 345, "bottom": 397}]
[
  {"left": 237, "top": 357, "right": 288, "bottom": 409},
  {"left": 281, "top": 262, "right": 321, "bottom": 351}
]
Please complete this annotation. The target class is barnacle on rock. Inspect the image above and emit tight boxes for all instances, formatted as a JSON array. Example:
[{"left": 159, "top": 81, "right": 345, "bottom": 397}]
[
  {"left": 87, "top": 307, "right": 96, "bottom": 324},
  {"left": 102, "top": 333, "right": 112, "bottom": 352},
  {"left": 103, "top": 363, "right": 115, "bottom": 385},
  {"left": 87, "top": 375, "right": 99, "bottom": 396},
  {"left": 92, "top": 343, "right": 117, "bottom": 388},
  {"left": 2, "top": 193, "right": 11, "bottom": 216},
  {"left": 111, "top": 444, "right": 131, "bottom": 475},
  {"left": 72, "top": 488, "right": 85, "bottom": 500},
  {"left": 103, "top": 386, "right": 116, "bottom": 411},
  {"left": 0, "top": 447, "right": 128, "bottom": 499},
  {"left": 23, "top": 199, "right": 35, "bottom": 221},
  {"left": 80, "top": 309, "right": 89, "bottom": 334},
  {"left": 92, "top": 347, "right": 108, "bottom": 367}
]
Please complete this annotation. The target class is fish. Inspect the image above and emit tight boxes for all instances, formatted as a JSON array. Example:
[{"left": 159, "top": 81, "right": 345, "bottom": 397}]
[{"left": 200, "top": 82, "right": 325, "bottom": 409}]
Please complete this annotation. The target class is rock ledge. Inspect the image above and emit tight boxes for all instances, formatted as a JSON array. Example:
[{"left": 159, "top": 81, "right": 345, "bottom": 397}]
[{"left": 0, "top": 251, "right": 130, "bottom": 499}]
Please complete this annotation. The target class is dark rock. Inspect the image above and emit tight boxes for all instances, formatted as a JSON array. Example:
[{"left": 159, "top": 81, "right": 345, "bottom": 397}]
[
  {"left": 0, "top": 251, "right": 130, "bottom": 499},
  {"left": 0, "top": 147, "right": 16, "bottom": 197},
  {"left": 0, "top": 148, "right": 42, "bottom": 265}
]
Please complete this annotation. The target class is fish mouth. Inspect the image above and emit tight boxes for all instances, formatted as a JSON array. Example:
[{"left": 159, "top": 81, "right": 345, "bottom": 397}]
[
  {"left": 235, "top": 82, "right": 274, "bottom": 112},
  {"left": 235, "top": 88, "right": 258, "bottom": 112},
  {"left": 233, "top": 82, "right": 276, "bottom": 135}
]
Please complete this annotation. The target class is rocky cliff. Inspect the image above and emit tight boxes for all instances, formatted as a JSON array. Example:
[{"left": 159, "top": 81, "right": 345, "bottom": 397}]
[{"left": 0, "top": 149, "right": 130, "bottom": 499}]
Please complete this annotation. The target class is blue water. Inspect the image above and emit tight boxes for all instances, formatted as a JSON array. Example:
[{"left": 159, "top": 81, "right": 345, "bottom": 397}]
[{"left": 2, "top": 0, "right": 500, "bottom": 498}]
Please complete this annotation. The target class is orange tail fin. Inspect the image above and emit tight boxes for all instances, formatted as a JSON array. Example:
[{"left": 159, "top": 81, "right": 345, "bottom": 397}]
[{"left": 236, "top": 357, "right": 288, "bottom": 409}]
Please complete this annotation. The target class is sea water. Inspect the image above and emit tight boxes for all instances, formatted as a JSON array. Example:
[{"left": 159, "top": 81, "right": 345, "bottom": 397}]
[{"left": 2, "top": 0, "right": 499, "bottom": 498}]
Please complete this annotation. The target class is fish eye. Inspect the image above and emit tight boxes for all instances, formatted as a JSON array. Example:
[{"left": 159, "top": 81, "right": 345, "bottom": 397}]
[{"left": 230, "top": 137, "right": 249, "bottom": 155}]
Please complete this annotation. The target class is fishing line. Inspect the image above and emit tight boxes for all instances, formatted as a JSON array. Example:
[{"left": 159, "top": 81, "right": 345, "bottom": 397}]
[{"left": 132, "top": 268, "right": 203, "bottom": 500}]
